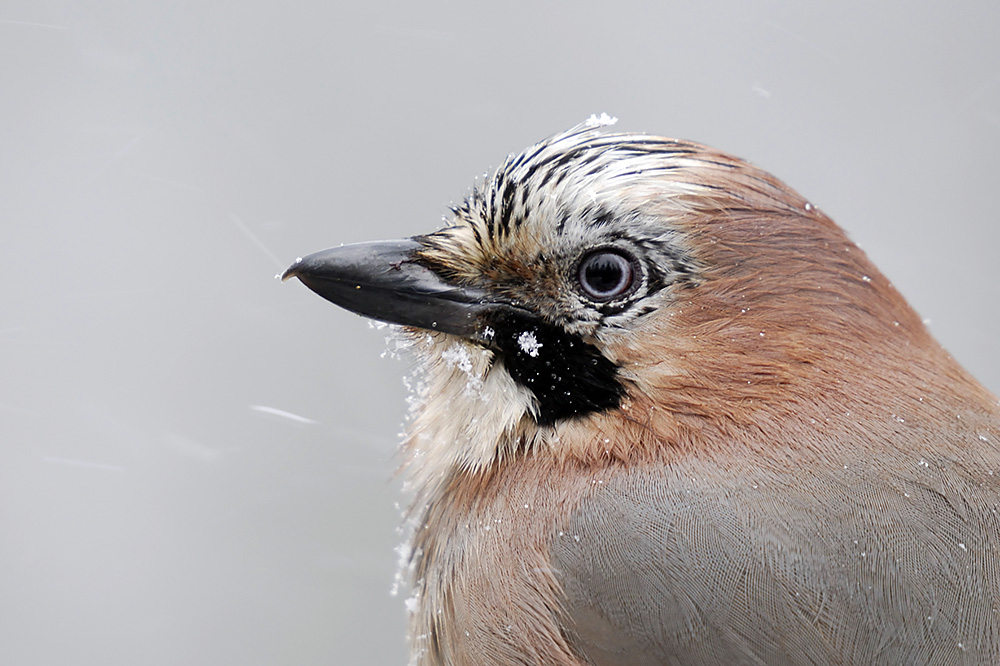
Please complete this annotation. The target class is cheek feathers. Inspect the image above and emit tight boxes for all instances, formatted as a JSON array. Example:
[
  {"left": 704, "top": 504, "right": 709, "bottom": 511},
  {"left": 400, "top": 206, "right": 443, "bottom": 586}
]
[{"left": 484, "top": 310, "right": 624, "bottom": 426}]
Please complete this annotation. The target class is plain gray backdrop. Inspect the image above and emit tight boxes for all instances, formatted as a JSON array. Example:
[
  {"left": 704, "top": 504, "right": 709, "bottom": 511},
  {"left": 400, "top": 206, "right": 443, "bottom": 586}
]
[{"left": 3, "top": 1, "right": 999, "bottom": 664}]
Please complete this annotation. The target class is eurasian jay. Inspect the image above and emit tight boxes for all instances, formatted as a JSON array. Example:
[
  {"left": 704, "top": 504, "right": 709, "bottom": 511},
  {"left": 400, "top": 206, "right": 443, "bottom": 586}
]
[{"left": 283, "top": 122, "right": 1000, "bottom": 665}]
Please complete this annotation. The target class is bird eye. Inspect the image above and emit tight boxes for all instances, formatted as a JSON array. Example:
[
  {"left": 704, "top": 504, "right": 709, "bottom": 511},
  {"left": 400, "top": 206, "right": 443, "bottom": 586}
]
[{"left": 577, "top": 249, "right": 636, "bottom": 302}]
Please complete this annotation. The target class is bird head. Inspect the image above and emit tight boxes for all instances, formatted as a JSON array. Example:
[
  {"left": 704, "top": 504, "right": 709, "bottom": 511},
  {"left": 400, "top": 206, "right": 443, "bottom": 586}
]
[{"left": 284, "top": 123, "right": 965, "bottom": 484}]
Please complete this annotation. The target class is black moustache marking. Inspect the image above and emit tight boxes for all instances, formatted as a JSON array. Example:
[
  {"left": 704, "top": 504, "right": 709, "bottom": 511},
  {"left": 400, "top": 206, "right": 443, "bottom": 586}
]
[{"left": 486, "top": 311, "right": 624, "bottom": 426}]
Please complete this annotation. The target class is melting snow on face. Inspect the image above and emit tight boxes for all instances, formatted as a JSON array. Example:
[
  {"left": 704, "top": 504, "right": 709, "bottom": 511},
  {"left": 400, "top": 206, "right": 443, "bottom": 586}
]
[
  {"left": 390, "top": 540, "right": 412, "bottom": 597},
  {"left": 440, "top": 342, "right": 473, "bottom": 374},
  {"left": 517, "top": 331, "right": 542, "bottom": 357},
  {"left": 440, "top": 341, "right": 488, "bottom": 397}
]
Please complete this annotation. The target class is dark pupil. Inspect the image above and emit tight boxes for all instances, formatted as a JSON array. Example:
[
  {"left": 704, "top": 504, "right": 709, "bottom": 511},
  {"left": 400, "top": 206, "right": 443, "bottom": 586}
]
[{"left": 582, "top": 252, "right": 629, "bottom": 297}]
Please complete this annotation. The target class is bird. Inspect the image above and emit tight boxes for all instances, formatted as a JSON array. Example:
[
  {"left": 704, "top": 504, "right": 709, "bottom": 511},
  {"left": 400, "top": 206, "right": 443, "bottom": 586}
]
[{"left": 282, "top": 120, "right": 1000, "bottom": 665}]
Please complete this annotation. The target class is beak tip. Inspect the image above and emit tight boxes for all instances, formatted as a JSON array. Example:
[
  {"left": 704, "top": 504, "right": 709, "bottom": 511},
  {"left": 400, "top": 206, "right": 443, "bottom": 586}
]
[{"left": 280, "top": 257, "right": 305, "bottom": 282}]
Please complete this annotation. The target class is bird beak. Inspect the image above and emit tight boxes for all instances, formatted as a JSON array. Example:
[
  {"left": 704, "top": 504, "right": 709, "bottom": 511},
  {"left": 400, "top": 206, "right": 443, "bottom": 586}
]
[{"left": 282, "top": 238, "right": 495, "bottom": 338}]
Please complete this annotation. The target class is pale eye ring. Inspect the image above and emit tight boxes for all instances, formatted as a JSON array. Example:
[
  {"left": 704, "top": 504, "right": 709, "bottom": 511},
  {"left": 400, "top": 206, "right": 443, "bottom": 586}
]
[{"left": 577, "top": 249, "right": 637, "bottom": 302}]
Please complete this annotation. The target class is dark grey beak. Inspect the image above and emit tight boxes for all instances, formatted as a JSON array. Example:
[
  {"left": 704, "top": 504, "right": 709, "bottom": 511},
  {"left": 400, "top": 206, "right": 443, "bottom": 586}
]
[{"left": 282, "top": 239, "right": 495, "bottom": 337}]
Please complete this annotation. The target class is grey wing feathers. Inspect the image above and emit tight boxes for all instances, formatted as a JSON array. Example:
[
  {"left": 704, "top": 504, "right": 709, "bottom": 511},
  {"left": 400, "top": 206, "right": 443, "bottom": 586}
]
[{"left": 550, "top": 459, "right": 1000, "bottom": 666}]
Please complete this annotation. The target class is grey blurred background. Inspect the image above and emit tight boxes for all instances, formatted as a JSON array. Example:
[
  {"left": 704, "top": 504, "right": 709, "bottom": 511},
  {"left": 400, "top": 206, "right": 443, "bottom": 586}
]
[{"left": 2, "top": 1, "right": 998, "bottom": 664}]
